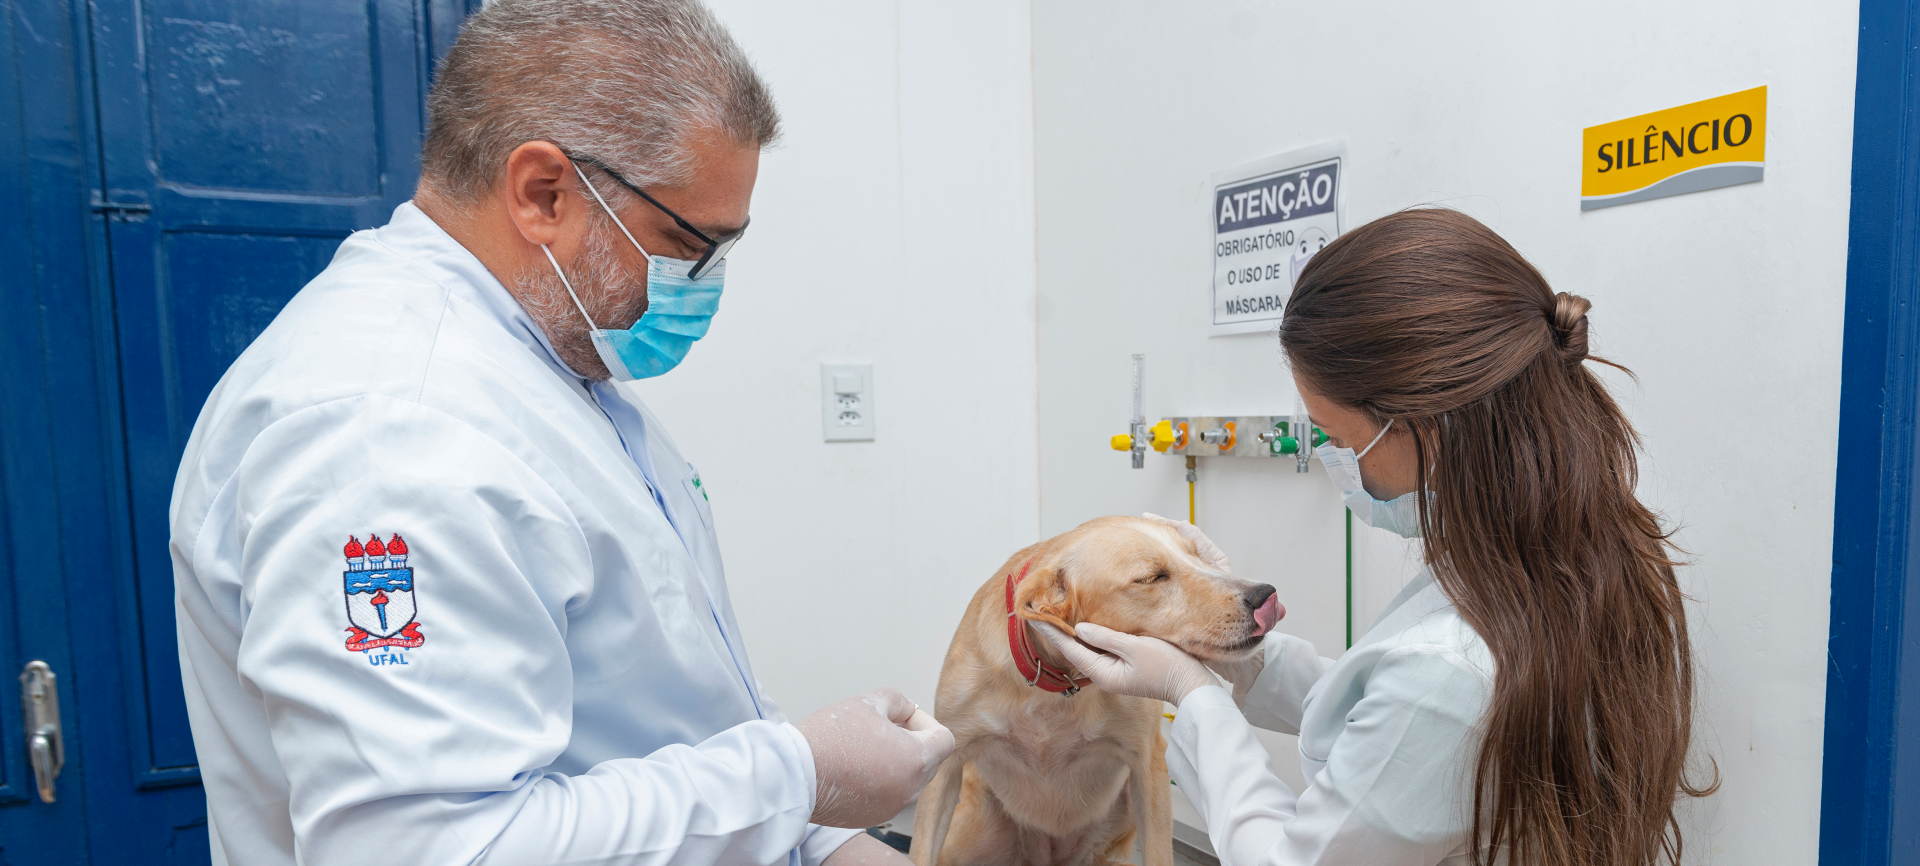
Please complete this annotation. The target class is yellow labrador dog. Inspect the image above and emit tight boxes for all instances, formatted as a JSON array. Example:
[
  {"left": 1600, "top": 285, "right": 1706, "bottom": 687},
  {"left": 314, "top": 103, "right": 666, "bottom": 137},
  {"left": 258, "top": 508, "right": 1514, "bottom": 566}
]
[{"left": 911, "top": 516, "right": 1281, "bottom": 866}]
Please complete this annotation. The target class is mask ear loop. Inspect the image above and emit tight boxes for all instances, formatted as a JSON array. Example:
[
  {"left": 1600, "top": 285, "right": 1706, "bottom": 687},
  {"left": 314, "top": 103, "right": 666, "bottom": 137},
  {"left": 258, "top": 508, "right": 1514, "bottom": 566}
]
[
  {"left": 570, "top": 161, "right": 653, "bottom": 260},
  {"left": 541, "top": 244, "right": 600, "bottom": 330},
  {"left": 1355, "top": 417, "right": 1395, "bottom": 461}
]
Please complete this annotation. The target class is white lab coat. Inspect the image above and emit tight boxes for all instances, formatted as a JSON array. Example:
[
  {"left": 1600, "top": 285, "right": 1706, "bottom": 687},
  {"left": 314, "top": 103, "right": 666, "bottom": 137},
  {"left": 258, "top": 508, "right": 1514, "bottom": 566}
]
[
  {"left": 170, "top": 202, "right": 861, "bottom": 866},
  {"left": 1167, "top": 569, "right": 1496, "bottom": 866}
]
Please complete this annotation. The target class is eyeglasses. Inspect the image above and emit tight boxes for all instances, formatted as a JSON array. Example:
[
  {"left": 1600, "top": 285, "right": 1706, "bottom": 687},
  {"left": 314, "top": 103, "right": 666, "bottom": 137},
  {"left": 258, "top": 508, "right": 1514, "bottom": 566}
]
[{"left": 566, "top": 153, "right": 749, "bottom": 280}]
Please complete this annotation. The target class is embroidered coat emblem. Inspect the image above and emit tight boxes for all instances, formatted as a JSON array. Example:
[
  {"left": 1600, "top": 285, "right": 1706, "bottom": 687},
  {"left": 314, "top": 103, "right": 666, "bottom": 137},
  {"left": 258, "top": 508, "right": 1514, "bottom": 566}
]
[{"left": 343, "top": 534, "right": 425, "bottom": 652}]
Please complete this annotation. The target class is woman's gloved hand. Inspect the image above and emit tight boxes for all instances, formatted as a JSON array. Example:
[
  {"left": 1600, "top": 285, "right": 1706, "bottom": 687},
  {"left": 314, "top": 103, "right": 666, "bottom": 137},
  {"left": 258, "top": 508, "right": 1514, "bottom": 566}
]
[
  {"left": 1033, "top": 622, "right": 1216, "bottom": 706},
  {"left": 1141, "top": 513, "right": 1267, "bottom": 700},
  {"left": 1205, "top": 646, "right": 1267, "bottom": 708},
  {"left": 795, "top": 688, "right": 955, "bottom": 828},
  {"left": 1142, "top": 512, "right": 1232, "bottom": 572}
]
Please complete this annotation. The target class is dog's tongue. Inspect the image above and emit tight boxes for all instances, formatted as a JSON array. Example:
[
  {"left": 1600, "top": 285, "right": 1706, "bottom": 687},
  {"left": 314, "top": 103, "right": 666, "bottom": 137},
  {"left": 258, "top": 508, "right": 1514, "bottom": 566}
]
[{"left": 1252, "top": 595, "right": 1285, "bottom": 636}]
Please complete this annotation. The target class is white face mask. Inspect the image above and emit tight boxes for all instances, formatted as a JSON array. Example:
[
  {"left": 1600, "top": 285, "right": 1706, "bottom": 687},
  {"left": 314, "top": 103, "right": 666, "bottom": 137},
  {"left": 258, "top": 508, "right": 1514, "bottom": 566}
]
[{"left": 1316, "top": 418, "right": 1425, "bottom": 538}]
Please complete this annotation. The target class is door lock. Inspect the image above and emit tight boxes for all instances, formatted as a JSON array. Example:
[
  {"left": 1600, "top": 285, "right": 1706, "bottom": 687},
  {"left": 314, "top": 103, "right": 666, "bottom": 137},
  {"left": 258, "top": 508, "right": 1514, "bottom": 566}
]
[
  {"left": 88, "top": 190, "right": 152, "bottom": 222},
  {"left": 19, "top": 661, "right": 62, "bottom": 803}
]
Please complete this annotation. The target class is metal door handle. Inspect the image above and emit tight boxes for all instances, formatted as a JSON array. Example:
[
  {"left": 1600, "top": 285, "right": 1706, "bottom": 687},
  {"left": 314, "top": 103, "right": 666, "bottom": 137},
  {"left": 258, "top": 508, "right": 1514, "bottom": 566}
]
[{"left": 19, "top": 661, "right": 62, "bottom": 803}]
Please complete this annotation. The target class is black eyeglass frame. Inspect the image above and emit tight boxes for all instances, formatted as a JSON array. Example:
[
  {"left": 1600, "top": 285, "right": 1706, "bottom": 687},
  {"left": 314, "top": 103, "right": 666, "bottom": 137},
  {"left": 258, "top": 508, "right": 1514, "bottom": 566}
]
[{"left": 566, "top": 152, "right": 748, "bottom": 280}]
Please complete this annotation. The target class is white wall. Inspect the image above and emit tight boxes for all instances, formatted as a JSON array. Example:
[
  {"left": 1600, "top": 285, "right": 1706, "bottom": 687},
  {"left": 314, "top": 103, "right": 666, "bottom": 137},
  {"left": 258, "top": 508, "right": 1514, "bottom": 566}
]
[
  {"left": 633, "top": 0, "right": 1853, "bottom": 858},
  {"left": 1031, "top": 2, "right": 1855, "bottom": 863},
  {"left": 632, "top": 0, "right": 1040, "bottom": 719}
]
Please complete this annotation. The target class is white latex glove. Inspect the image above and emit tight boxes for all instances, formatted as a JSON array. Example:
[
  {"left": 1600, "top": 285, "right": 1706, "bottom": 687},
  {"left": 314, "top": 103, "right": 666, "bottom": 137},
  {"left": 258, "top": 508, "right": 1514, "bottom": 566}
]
[
  {"left": 1205, "top": 645, "right": 1267, "bottom": 707},
  {"left": 1143, "top": 512, "right": 1232, "bottom": 572},
  {"left": 820, "top": 832, "right": 913, "bottom": 866},
  {"left": 1033, "top": 622, "right": 1215, "bottom": 706},
  {"left": 1141, "top": 512, "right": 1265, "bottom": 698},
  {"left": 795, "top": 688, "right": 956, "bottom": 829}
]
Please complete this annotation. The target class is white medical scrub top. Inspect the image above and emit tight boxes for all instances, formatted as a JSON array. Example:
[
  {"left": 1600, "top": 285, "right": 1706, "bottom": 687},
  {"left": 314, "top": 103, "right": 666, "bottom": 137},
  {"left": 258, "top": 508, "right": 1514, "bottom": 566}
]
[
  {"left": 170, "top": 202, "right": 861, "bottom": 866},
  {"left": 1167, "top": 569, "right": 1497, "bottom": 866}
]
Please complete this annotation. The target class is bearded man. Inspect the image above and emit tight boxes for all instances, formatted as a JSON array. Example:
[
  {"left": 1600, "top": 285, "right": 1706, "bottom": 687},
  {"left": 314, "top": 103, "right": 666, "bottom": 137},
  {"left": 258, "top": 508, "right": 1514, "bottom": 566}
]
[{"left": 169, "top": 1, "right": 950, "bottom": 863}]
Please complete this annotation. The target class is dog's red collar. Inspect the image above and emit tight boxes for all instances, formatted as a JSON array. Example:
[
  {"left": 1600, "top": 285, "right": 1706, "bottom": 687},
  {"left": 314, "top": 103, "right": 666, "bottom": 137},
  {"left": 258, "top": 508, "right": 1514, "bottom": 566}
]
[{"left": 1005, "top": 560, "right": 1091, "bottom": 696}]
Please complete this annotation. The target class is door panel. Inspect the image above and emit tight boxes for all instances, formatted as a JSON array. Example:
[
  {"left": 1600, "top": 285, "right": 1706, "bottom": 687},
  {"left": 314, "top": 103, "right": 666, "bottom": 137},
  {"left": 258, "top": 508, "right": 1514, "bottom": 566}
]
[{"left": 149, "top": 4, "right": 384, "bottom": 197}]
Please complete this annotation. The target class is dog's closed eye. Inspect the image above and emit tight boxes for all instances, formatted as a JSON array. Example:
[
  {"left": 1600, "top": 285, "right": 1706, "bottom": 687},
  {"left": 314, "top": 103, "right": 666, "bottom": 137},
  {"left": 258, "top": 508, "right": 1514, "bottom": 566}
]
[{"left": 1133, "top": 569, "right": 1171, "bottom": 585}]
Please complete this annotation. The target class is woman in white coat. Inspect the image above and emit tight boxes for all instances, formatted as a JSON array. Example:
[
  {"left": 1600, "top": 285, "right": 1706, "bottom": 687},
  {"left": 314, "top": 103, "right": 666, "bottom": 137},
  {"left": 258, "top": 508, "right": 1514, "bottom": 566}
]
[{"left": 1042, "top": 209, "right": 1714, "bottom": 866}]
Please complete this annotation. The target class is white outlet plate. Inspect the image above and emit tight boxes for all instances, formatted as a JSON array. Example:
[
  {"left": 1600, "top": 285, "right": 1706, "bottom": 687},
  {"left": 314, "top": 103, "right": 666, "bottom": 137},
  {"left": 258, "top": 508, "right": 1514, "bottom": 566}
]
[{"left": 821, "top": 362, "right": 874, "bottom": 442}]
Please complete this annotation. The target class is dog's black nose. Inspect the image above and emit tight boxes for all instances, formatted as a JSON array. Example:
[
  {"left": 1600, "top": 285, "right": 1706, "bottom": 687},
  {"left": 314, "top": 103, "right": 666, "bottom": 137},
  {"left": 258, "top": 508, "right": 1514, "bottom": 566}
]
[{"left": 1245, "top": 584, "right": 1277, "bottom": 609}]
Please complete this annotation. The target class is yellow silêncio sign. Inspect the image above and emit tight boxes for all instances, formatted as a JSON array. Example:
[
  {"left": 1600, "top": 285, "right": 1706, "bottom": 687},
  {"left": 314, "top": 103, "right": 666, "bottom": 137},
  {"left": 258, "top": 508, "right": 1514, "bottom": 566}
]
[{"left": 1582, "top": 86, "right": 1766, "bottom": 211}]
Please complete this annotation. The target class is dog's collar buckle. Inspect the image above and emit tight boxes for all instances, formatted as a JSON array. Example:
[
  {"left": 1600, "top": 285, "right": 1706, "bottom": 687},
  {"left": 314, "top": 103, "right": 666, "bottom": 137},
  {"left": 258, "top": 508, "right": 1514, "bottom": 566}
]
[{"left": 1005, "top": 559, "right": 1093, "bottom": 697}]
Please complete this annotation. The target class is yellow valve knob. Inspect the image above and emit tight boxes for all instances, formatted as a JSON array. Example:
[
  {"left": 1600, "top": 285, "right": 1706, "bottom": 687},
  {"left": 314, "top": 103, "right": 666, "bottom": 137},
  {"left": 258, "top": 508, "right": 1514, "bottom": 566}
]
[
  {"left": 1149, "top": 419, "right": 1176, "bottom": 453},
  {"left": 1110, "top": 433, "right": 1134, "bottom": 451}
]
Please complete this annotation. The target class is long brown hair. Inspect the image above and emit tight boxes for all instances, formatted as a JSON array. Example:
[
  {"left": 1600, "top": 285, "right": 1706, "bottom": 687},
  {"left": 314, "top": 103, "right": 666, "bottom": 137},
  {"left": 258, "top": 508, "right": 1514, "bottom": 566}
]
[{"left": 1279, "top": 208, "right": 1714, "bottom": 866}]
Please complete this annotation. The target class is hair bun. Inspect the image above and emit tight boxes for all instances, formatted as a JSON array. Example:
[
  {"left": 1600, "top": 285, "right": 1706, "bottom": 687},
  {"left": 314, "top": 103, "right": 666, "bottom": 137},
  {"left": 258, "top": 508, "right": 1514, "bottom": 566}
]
[{"left": 1550, "top": 292, "right": 1591, "bottom": 365}]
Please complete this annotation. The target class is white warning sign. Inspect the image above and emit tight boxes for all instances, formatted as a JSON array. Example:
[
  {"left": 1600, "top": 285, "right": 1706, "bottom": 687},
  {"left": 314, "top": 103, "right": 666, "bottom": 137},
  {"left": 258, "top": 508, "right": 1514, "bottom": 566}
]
[{"left": 1209, "top": 140, "right": 1347, "bottom": 336}]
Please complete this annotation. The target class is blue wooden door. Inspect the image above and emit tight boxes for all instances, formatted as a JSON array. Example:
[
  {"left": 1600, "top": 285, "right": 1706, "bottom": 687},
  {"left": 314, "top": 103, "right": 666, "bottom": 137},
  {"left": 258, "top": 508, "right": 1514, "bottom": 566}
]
[
  {"left": 0, "top": 4, "right": 95, "bottom": 859},
  {"left": 0, "top": 0, "right": 472, "bottom": 861},
  {"left": 1822, "top": 0, "right": 1920, "bottom": 861}
]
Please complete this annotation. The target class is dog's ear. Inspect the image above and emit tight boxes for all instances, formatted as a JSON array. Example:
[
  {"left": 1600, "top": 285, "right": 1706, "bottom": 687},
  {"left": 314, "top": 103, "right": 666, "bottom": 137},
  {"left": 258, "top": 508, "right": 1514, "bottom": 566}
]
[{"left": 1016, "top": 565, "right": 1078, "bottom": 631}]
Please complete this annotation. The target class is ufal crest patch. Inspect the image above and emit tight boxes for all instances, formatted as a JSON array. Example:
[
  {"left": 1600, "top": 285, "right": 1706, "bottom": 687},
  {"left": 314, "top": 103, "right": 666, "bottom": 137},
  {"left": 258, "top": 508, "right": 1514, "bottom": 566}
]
[{"left": 342, "top": 533, "right": 424, "bottom": 662}]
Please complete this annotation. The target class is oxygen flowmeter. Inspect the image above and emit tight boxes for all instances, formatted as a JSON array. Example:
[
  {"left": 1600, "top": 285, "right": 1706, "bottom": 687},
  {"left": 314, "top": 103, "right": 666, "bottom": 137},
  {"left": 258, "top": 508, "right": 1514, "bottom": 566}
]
[
  {"left": 1111, "top": 413, "right": 1327, "bottom": 471},
  {"left": 1255, "top": 419, "right": 1328, "bottom": 471},
  {"left": 1106, "top": 355, "right": 1328, "bottom": 472}
]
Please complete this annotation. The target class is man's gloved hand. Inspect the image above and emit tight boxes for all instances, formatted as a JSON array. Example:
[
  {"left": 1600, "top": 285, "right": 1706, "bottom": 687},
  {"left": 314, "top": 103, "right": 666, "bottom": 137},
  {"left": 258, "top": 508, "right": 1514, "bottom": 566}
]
[
  {"left": 1143, "top": 512, "right": 1232, "bottom": 573},
  {"left": 1033, "top": 622, "right": 1216, "bottom": 706},
  {"left": 795, "top": 688, "right": 955, "bottom": 829}
]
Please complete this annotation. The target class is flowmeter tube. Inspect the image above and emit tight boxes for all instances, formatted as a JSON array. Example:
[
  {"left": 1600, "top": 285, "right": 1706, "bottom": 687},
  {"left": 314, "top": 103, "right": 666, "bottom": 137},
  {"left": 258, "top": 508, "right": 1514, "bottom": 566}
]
[
  {"left": 1108, "top": 354, "right": 1150, "bottom": 467},
  {"left": 1129, "top": 354, "right": 1146, "bottom": 468}
]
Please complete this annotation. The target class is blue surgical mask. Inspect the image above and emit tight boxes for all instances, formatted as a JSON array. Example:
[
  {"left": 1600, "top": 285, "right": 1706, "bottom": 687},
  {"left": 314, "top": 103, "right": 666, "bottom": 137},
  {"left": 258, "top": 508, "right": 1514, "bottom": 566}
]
[
  {"left": 1316, "top": 418, "right": 1426, "bottom": 538},
  {"left": 540, "top": 163, "right": 725, "bottom": 381}
]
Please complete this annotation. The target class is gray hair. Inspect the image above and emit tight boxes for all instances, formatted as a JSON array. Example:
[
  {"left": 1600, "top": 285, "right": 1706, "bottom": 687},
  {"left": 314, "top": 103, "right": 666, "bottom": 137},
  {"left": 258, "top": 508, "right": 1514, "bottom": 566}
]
[{"left": 421, "top": 0, "right": 779, "bottom": 201}]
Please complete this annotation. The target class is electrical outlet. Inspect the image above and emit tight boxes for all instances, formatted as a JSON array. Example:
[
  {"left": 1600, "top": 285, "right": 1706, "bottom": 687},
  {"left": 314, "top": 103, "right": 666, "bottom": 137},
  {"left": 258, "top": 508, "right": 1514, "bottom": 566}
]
[{"left": 822, "top": 363, "right": 874, "bottom": 442}]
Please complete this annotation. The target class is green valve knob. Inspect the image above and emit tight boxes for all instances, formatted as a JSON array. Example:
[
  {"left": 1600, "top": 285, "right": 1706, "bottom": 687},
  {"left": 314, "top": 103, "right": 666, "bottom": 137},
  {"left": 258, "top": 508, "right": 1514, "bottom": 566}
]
[
  {"left": 1312, "top": 427, "right": 1328, "bottom": 447},
  {"left": 1272, "top": 435, "right": 1299, "bottom": 455}
]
